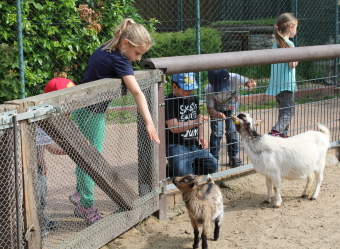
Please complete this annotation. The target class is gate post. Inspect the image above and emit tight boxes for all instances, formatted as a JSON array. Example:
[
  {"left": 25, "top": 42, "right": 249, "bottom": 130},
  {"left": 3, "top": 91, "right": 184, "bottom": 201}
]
[
  {"left": 154, "top": 76, "right": 167, "bottom": 220},
  {"left": 20, "top": 119, "right": 41, "bottom": 248}
]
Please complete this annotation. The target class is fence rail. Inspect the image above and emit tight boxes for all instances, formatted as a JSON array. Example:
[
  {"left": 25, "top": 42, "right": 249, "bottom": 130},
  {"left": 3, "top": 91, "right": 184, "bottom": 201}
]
[{"left": 143, "top": 44, "right": 340, "bottom": 74}]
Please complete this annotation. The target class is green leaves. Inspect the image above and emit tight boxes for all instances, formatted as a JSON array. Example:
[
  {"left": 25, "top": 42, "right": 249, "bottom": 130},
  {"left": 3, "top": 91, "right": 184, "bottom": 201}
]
[
  {"left": 0, "top": 0, "right": 149, "bottom": 102},
  {"left": 147, "top": 27, "right": 222, "bottom": 59}
]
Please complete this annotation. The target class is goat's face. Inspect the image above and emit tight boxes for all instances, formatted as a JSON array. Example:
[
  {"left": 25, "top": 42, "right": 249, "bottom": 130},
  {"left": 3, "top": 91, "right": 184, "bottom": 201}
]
[
  {"left": 231, "top": 113, "right": 263, "bottom": 138},
  {"left": 172, "top": 174, "right": 198, "bottom": 193}
]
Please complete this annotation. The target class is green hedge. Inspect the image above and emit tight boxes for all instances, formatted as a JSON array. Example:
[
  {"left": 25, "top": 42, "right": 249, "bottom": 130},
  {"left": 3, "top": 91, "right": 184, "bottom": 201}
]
[{"left": 147, "top": 27, "right": 222, "bottom": 58}]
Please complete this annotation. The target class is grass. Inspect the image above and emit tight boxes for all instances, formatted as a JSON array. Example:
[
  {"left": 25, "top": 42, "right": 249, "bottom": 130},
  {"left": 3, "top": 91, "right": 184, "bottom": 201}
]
[
  {"left": 239, "top": 99, "right": 277, "bottom": 112},
  {"left": 105, "top": 109, "right": 137, "bottom": 124},
  {"left": 211, "top": 18, "right": 277, "bottom": 26}
]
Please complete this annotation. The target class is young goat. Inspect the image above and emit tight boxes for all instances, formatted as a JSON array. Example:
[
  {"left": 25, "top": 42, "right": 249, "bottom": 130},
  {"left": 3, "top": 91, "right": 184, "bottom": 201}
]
[
  {"left": 231, "top": 113, "right": 330, "bottom": 208},
  {"left": 172, "top": 174, "right": 223, "bottom": 249}
]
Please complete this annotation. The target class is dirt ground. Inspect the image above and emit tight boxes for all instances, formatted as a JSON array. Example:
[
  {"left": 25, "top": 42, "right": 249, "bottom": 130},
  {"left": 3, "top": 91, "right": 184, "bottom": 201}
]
[{"left": 102, "top": 152, "right": 340, "bottom": 249}]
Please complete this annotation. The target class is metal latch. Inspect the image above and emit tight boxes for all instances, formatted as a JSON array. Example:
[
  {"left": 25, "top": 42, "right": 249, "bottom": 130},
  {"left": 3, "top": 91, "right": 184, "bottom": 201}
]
[
  {"left": 0, "top": 111, "right": 17, "bottom": 128},
  {"left": 157, "top": 178, "right": 170, "bottom": 195},
  {"left": 26, "top": 103, "right": 61, "bottom": 123},
  {"left": 158, "top": 74, "right": 167, "bottom": 87},
  {"left": 0, "top": 103, "right": 62, "bottom": 130}
]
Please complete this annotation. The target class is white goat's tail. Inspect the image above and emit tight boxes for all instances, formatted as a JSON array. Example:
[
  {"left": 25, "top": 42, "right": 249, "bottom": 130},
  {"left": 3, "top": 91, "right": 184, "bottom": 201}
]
[
  {"left": 317, "top": 124, "right": 330, "bottom": 140},
  {"left": 207, "top": 174, "right": 214, "bottom": 183}
]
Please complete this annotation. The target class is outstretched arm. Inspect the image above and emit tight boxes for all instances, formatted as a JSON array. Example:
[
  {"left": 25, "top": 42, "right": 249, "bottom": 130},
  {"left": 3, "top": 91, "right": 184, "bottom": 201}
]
[{"left": 122, "top": 75, "right": 160, "bottom": 144}]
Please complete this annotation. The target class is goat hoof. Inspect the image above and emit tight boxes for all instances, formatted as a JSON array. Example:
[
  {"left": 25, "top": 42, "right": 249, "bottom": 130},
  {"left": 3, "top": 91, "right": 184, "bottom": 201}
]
[
  {"left": 273, "top": 203, "right": 281, "bottom": 208},
  {"left": 301, "top": 195, "right": 308, "bottom": 198},
  {"left": 193, "top": 244, "right": 199, "bottom": 249},
  {"left": 262, "top": 200, "right": 271, "bottom": 204},
  {"left": 310, "top": 197, "right": 316, "bottom": 201}
]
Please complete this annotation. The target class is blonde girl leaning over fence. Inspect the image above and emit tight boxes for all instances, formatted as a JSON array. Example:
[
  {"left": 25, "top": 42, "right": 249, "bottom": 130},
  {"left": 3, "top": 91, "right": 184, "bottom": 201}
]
[
  {"left": 71, "top": 18, "right": 160, "bottom": 225},
  {"left": 266, "top": 13, "right": 298, "bottom": 138}
]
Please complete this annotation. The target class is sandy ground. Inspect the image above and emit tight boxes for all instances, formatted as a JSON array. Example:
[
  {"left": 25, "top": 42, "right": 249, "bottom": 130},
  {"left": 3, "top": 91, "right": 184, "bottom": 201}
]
[{"left": 103, "top": 152, "right": 340, "bottom": 249}]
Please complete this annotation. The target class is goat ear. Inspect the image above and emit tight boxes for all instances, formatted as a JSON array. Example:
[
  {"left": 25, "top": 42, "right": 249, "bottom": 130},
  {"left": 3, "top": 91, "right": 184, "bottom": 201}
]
[
  {"left": 254, "top": 120, "right": 264, "bottom": 126},
  {"left": 189, "top": 182, "right": 196, "bottom": 189},
  {"left": 230, "top": 115, "right": 240, "bottom": 125}
]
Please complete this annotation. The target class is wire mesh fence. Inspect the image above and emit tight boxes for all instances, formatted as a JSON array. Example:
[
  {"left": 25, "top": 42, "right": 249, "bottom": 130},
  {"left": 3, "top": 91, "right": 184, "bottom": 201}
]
[
  {"left": 162, "top": 65, "right": 340, "bottom": 179},
  {"left": 0, "top": 127, "right": 25, "bottom": 249},
  {"left": 0, "top": 74, "right": 161, "bottom": 248},
  {"left": 135, "top": 0, "right": 339, "bottom": 88}
]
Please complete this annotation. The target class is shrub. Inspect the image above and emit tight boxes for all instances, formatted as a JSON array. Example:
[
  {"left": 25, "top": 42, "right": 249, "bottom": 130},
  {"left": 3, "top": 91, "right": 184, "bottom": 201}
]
[
  {"left": 0, "top": 0, "right": 156, "bottom": 103},
  {"left": 147, "top": 27, "right": 222, "bottom": 58}
]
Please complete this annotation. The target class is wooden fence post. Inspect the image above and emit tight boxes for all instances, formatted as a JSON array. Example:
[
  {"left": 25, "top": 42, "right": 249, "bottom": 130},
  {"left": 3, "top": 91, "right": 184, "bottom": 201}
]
[
  {"left": 154, "top": 79, "right": 167, "bottom": 220},
  {"left": 20, "top": 121, "right": 41, "bottom": 249}
]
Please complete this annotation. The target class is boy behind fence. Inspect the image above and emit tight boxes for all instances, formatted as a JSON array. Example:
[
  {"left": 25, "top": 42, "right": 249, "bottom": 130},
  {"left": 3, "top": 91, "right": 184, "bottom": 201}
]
[
  {"left": 165, "top": 72, "right": 218, "bottom": 177},
  {"left": 205, "top": 69, "right": 256, "bottom": 167}
]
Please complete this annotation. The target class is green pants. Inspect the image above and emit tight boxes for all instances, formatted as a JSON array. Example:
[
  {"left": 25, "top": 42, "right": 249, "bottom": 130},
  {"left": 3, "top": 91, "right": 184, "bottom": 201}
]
[{"left": 72, "top": 108, "right": 105, "bottom": 208}]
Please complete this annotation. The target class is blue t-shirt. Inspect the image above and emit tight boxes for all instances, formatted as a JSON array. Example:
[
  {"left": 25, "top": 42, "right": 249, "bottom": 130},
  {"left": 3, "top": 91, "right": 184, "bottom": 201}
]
[
  {"left": 81, "top": 47, "right": 135, "bottom": 113},
  {"left": 266, "top": 39, "right": 296, "bottom": 96}
]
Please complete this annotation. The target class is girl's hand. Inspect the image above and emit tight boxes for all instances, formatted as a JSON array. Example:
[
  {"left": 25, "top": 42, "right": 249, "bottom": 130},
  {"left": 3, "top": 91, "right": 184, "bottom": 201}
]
[{"left": 145, "top": 122, "right": 160, "bottom": 144}]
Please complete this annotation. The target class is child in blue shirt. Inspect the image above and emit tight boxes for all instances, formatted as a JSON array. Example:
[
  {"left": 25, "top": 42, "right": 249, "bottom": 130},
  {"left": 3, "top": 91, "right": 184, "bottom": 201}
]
[{"left": 266, "top": 13, "right": 299, "bottom": 138}]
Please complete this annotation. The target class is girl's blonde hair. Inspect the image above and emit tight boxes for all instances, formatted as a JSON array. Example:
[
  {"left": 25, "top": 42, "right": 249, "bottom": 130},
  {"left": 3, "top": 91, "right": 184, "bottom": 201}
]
[
  {"left": 274, "top": 12, "right": 298, "bottom": 48},
  {"left": 101, "top": 18, "right": 152, "bottom": 52}
]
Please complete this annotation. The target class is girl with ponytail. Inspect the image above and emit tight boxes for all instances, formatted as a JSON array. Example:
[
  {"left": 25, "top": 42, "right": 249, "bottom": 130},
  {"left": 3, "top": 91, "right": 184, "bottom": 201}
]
[
  {"left": 70, "top": 18, "right": 160, "bottom": 225},
  {"left": 266, "top": 13, "right": 298, "bottom": 138}
]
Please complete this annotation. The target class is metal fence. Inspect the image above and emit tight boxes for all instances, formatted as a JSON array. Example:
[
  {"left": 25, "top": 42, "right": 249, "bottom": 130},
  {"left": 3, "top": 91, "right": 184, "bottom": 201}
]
[
  {"left": 1, "top": 0, "right": 339, "bottom": 101},
  {"left": 135, "top": 0, "right": 339, "bottom": 88},
  {"left": 0, "top": 124, "right": 25, "bottom": 249},
  {"left": 135, "top": 0, "right": 338, "bottom": 48},
  {"left": 143, "top": 45, "right": 340, "bottom": 187}
]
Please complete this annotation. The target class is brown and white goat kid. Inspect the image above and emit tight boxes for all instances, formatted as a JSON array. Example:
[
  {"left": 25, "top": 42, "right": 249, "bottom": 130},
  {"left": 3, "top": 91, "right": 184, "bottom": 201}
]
[
  {"left": 172, "top": 174, "right": 223, "bottom": 249},
  {"left": 231, "top": 113, "right": 330, "bottom": 208}
]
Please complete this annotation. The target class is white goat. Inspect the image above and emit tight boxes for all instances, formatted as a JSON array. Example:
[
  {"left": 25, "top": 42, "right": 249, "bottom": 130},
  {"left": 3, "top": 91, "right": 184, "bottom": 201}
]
[
  {"left": 172, "top": 174, "right": 223, "bottom": 249},
  {"left": 231, "top": 113, "right": 330, "bottom": 207}
]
